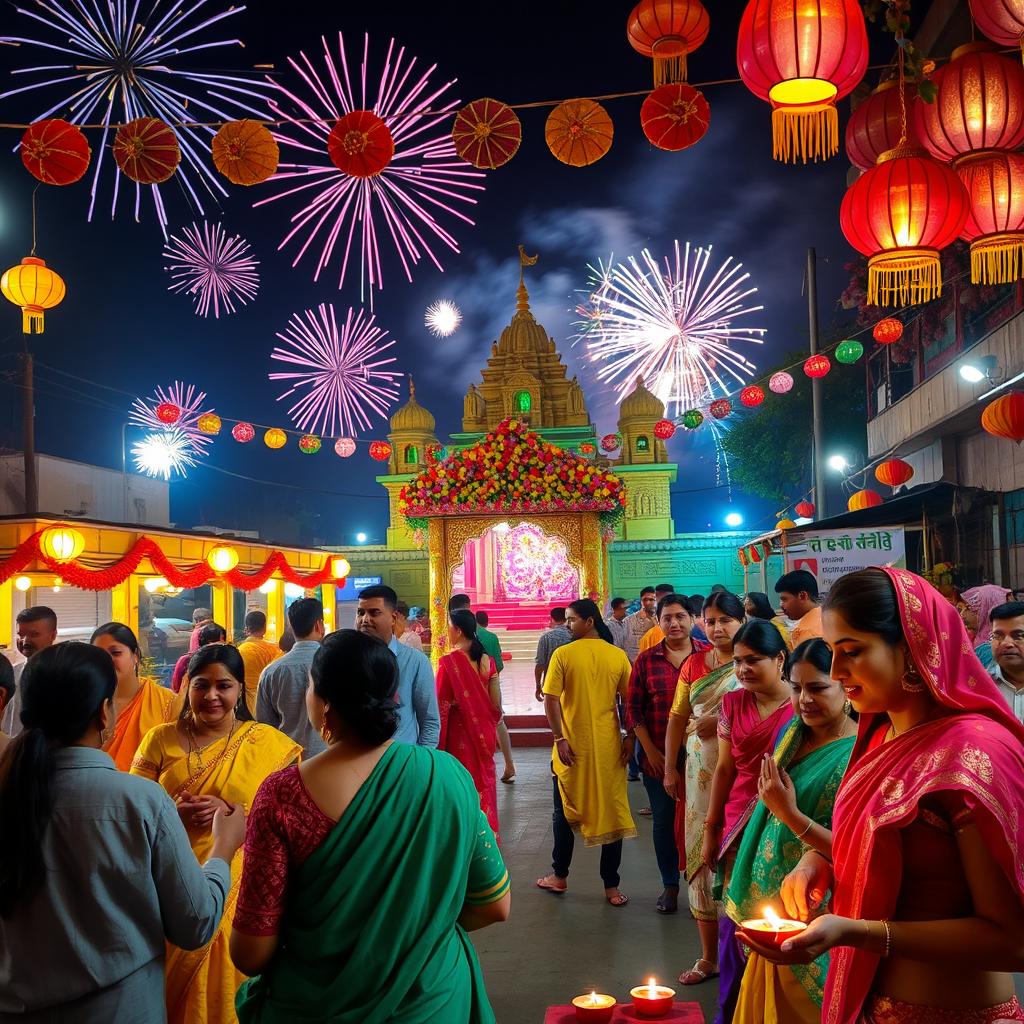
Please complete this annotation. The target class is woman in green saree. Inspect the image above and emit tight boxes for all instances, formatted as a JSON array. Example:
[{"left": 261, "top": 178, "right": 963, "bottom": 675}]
[
  {"left": 728, "top": 638, "right": 856, "bottom": 1023},
  {"left": 229, "top": 630, "right": 510, "bottom": 1023}
]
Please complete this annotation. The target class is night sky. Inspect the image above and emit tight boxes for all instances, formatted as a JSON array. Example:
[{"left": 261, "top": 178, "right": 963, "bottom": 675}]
[{"left": 0, "top": 1, "right": 881, "bottom": 548}]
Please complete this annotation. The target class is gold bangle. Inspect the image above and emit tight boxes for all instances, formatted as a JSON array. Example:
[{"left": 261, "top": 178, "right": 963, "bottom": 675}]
[{"left": 881, "top": 919, "right": 892, "bottom": 958}]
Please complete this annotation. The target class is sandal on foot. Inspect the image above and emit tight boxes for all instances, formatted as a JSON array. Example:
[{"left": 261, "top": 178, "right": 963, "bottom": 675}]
[
  {"left": 536, "top": 876, "right": 567, "bottom": 894},
  {"left": 656, "top": 889, "right": 679, "bottom": 914},
  {"left": 605, "top": 889, "right": 629, "bottom": 907},
  {"left": 678, "top": 959, "right": 718, "bottom": 986},
  {"left": 500, "top": 770, "right": 516, "bottom": 784},
  {"left": 638, "top": 806, "right": 653, "bottom": 817}
]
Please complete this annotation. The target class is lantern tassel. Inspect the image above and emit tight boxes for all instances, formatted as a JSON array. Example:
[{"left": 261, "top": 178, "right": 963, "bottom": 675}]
[
  {"left": 867, "top": 250, "right": 942, "bottom": 307},
  {"left": 22, "top": 308, "right": 44, "bottom": 335},
  {"left": 971, "top": 235, "right": 1024, "bottom": 285},
  {"left": 771, "top": 103, "right": 838, "bottom": 164},
  {"left": 654, "top": 53, "right": 686, "bottom": 87}
]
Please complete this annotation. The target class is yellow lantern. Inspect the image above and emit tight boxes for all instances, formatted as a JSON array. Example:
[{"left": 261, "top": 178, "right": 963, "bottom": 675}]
[
  {"left": 198, "top": 413, "right": 222, "bottom": 435},
  {"left": 264, "top": 427, "right": 287, "bottom": 449},
  {"left": 39, "top": 526, "right": 85, "bottom": 562},
  {"left": 258, "top": 578, "right": 278, "bottom": 594},
  {"left": 14, "top": 576, "right": 32, "bottom": 591},
  {"left": 207, "top": 545, "right": 239, "bottom": 573},
  {"left": 331, "top": 556, "right": 351, "bottom": 579},
  {"left": 775, "top": 518, "right": 797, "bottom": 530},
  {"left": 1, "top": 255, "right": 66, "bottom": 334}
]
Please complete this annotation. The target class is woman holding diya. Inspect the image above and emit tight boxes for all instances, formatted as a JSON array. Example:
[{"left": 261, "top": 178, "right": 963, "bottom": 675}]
[
  {"left": 436, "top": 608, "right": 503, "bottom": 841},
  {"left": 91, "top": 621, "right": 175, "bottom": 771},
  {"left": 664, "top": 591, "right": 747, "bottom": 987},
  {"left": 725, "top": 638, "right": 856, "bottom": 1023},
  {"left": 131, "top": 643, "right": 300, "bottom": 1024},
  {"left": 738, "top": 568, "right": 1024, "bottom": 1024},
  {"left": 701, "top": 619, "right": 794, "bottom": 1024}
]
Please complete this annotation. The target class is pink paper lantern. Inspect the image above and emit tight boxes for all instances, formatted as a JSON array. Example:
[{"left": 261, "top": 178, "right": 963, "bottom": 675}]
[
  {"left": 334, "top": 437, "right": 356, "bottom": 457},
  {"left": 769, "top": 371, "right": 794, "bottom": 394}
]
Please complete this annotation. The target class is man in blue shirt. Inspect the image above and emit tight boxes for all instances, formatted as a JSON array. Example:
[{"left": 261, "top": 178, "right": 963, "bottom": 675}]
[{"left": 356, "top": 584, "right": 439, "bottom": 747}]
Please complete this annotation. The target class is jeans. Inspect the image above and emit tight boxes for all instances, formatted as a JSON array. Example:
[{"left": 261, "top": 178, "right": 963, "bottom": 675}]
[
  {"left": 627, "top": 737, "right": 642, "bottom": 779},
  {"left": 551, "top": 775, "right": 622, "bottom": 887},
  {"left": 642, "top": 773, "right": 680, "bottom": 888}
]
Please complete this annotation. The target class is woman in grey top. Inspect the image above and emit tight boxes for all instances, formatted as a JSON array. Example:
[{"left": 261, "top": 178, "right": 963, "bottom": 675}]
[{"left": 0, "top": 642, "right": 246, "bottom": 1023}]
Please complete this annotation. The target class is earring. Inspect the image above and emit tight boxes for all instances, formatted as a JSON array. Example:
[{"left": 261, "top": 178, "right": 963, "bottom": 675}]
[
  {"left": 901, "top": 668, "right": 926, "bottom": 693},
  {"left": 843, "top": 699, "right": 852, "bottom": 715},
  {"left": 320, "top": 723, "right": 333, "bottom": 744}
]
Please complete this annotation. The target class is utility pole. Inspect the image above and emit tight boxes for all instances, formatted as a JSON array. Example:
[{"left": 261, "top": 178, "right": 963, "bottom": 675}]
[
  {"left": 807, "top": 247, "right": 826, "bottom": 520},
  {"left": 21, "top": 350, "right": 37, "bottom": 515}
]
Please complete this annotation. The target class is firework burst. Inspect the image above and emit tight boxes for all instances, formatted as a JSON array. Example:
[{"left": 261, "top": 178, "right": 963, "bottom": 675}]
[
  {"left": 2, "top": 0, "right": 270, "bottom": 233},
  {"left": 574, "top": 242, "right": 765, "bottom": 415},
  {"left": 132, "top": 429, "right": 198, "bottom": 479},
  {"left": 255, "top": 33, "right": 485, "bottom": 303},
  {"left": 424, "top": 299, "right": 462, "bottom": 337},
  {"left": 164, "top": 222, "right": 260, "bottom": 318},
  {"left": 131, "top": 382, "right": 214, "bottom": 456},
  {"left": 270, "top": 303, "right": 402, "bottom": 437}
]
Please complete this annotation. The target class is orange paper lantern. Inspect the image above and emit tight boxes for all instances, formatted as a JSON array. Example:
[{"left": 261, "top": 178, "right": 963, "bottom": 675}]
[
  {"left": 451, "top": 99, "right": 522, "bottom": 169},
  {"left": 640, "top": 83, "right": 711, "bottom": 151},
  {"left": 20, "top": 119, "right": 91, "bottom": 185},
  {"left": 545, "top": 99, "right": 614, "bottom": 167},
  {"left": 113, "top": 117, "right": 180, "bottom": 184},
  {"left": 327, "top": 111, "right": 394, "bottom": 178},
  {"left": 981, "top": 390, "right": 1024, "bottom": 443},
  {"left": 848, "top": 489, "right": 884, "bottom": 511},
  {"left": 264, "top": 428, "right": 287, "bottom": 449},
  {"left": 875, "top": 458, "right": 914, "bottom": 488},
  {"left": 736, "top": 0, "right": 869, "bottom": 163},
  {"left": 958, "top": 151, "right": 1024, "bottom": 284},
  {"left": 212, "top": 119, "right": 279, "bottom": 185},
  {"left": 873, "top": 318, "right": 904, "bottom": 344},
  {"left": 626, "top": 0, "right": 710, "bottom": 86}
]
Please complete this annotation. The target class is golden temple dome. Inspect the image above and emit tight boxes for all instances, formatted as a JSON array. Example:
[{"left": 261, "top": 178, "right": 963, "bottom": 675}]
[
  {"left": 389, "top": 375, "right": 435, "bottom": 432},
  {"left": 619, "top": 377, "right": 664, "bottom": 419},
  {"left": 496, "top": 276, "right": 551, "bottom": 355}
]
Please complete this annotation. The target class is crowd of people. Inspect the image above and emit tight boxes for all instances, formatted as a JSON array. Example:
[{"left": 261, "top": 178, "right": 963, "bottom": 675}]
[{"left": 2, "top": 564, "right": 1024, "bottom": 1023}]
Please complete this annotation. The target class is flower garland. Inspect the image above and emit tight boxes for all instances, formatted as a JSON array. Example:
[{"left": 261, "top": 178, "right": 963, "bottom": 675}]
[
  {"left": 0, "top": 529, "right": 340, "bottom": 592},
  {"left": 399, "top": 418, "right": 626, "bottom": 529}
]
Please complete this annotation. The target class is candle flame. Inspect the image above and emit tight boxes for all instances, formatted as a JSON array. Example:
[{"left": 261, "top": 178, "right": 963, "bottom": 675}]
[
  {"left": 590, "top": 992, "right": 598, "bottom": 1005},
  {"left": 763, "top": 906, "right": 783, "bottom": 930},
  {"left": 648, "top": 976, "right": 657, "bottom": 996}
]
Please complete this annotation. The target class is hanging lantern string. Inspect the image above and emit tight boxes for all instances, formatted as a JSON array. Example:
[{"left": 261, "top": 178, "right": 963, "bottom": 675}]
[
  {"left": 0, "top": 46, "right": 1018, "bottom": 132},
  {"left": 29, "top": 184, "right": 39, "bottom": 256},
  {"left": 895, "top": 4, "right": 909, "bottom": 146}
]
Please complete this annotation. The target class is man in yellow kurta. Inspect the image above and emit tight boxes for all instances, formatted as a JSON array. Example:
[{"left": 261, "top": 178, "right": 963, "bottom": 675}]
[
  {"left": 536, "top": 599, "right": 636, "bottom": 906},
  {"left": 237, "top": 610, "right": 281, "bottom": 716}
]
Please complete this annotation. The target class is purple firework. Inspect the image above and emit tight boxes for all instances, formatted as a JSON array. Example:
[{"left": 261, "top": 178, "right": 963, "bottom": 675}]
[
  {"left": 164, "top": 222, "right": 260, "bottom": 318},
  {"left": 270, "top": 304, "right": 402, "bottom": 437},
  {"left": 255, "top": 33, "right": 485, "bottom": 303},
  {"left": 2, "top": 0, "right": 270, "bottom": 234},
  {"left": 131, "top": 382, "right": 214, "bottom": 456}
]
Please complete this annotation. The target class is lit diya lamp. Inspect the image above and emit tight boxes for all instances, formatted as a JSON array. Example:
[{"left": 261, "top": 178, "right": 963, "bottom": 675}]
[
  {"left": 571, "top": 991, "right": 615, "bottom": 1022},
  {"left": 629, "top": 976, "right": 675, "bottom": 1018},
  {"left": 740, "top": 905, "right": 807, "bottom": 948}
]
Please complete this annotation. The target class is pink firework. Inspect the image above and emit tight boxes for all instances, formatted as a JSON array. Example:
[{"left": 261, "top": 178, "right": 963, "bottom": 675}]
[
  {"left": 164, "top": 222, "right": 260, "bottom": 318},
  {"left": 255, "top": 33, "right": 485, "bottom": 302},
  {"left": 270, "top": 303, "right": 402, "bottom": 437},
  {"left": 131, "top": 382, "right": 214, "bottom": 456}
]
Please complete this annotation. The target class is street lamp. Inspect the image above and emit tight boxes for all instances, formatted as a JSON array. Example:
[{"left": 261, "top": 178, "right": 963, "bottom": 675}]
[
  {"left": 725, "top": 512, "right": 743, "bottom": 527},
  {"left": 827, "top": 453, "right": 850, "bottom": 473},
  {"left": 355, "top": 531, "right": 368, "bottom": 544},
  {"left": 959, "top": 354, "right": 999, "bottom": 384}
]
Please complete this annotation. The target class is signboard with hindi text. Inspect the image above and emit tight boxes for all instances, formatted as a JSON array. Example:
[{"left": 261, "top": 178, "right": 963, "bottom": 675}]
[{"left": 790, "top": 527, "right": 906, "bottom": 592}]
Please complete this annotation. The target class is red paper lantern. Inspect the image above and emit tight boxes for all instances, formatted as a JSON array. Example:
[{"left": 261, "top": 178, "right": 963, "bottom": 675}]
[
  {"left": 709, "top": 398, "right": 731, "bottom": 419},
  {"left": 328, "top": 111, "right": 394, "bottom": 178},
  {"left": 804, "top": 354, "right": 831, "bottom": 378},
  {"left": 875, "top": 458, "right": 914, "bottom": 488},
  {"left": 368, "top": 440, "right": 393, "bottom": 461},
  {"left": 627, "top": 0, "right": 710, "bottom": 85},
  {"left": 839, "top": 149, "right": 970, "bottom": 307},
  {"left": 20, "top": 119, "right": 91, "bottom": 186},
  {"left": 915, "top": 44, "right": 1024, "bottom": 163},
  {"left": 232, "top": 422, "right": 255, "bottom": 443},
  {"left": 740, "top": 385, "right": 765, "bottom": 407},
  {"left": 600, "top": 433, "right": 622, "bottom": 452},
  {"left": 958, "top": 151, "right": 1024, "bottom": 284},
  {"left": 736, "top": 0, "right": 869, "bottom": 163},
  {"left": 654, "top": 418, "right": 677, "bottom": 439},
  {"left": 968, "top": 0, "right": 1024, "bottom": 58},
  {"left": 848, "top": 489, "right": 884, "bottom": 511},
  {"left": 981, "top": 390, "right": 1024, "bottom": 443},
  {"left": 873, "top": 318, "right": 904, "bottom": 344},
  {"left": 845, "top": 81, "right": 920, "bottom": 171},
  {"left": 113, "top": 117, "right": 180, "bottom": 184},
  {"left": 451, "top": 98, "right": 522, "bottom": 169},
  {"left": 795, "top": 500, "right": 815, "bottom": 518},
  {"left": 155, "top": 402, "right": 181, "bottom": 425},
  {"left": 640, "top": 83, "right": 710, "bottom": 151}
]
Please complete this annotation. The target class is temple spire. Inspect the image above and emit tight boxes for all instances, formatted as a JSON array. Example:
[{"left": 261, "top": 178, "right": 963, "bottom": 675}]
[
  {"left": 517, "top": 244, "right": 538, "bottom": 314},
  {"left": 408, "top": 374, "right": 416, "bottom": 400}
]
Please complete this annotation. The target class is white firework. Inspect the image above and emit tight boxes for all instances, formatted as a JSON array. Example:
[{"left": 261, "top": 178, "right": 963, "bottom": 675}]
[
  {"left": 424, "top": 300, "right": 463, "bottom": 337},
  {"left": 132, "top": 430, "right": 197, "bottom": 480},
  {"left": 574, "top": 242, "right": 765, "bottom": 415}
]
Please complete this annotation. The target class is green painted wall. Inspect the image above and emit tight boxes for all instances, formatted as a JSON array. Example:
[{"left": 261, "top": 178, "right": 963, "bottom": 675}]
[{"left": 327, "top": 546, "right": 430, "bottom": 608}]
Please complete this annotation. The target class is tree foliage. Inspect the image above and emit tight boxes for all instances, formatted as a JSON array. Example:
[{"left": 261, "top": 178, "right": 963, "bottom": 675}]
[{"left": 720, "top": 351, "right": 867, "bottom": 507}]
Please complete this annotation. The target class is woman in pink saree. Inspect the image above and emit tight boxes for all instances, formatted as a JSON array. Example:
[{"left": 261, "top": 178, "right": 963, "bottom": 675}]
[
  {"left": 740, "top": 568, "right": 1024, "bottom": 1024},
  {"left": 437, "top": 608, "right": 502, "bottom": 842}
]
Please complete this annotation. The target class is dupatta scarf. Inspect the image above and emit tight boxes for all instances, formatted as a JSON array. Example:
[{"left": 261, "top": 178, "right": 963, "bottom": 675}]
[
  {"left": 104, "top": 678, "right": 174, "bottom": 771},
  {"left": 726, "top": 718, "right": 855, "bottom": 1007},
  {"left": 825, "top": 568, "right": 1024, "bottom": 1024},
  {"left": 437, "top": 650, "right": 502, "bottom": 841}
]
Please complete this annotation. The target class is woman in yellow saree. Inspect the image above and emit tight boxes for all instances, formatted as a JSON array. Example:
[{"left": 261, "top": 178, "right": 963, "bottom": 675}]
[
  {"left": 131, "top": 642, "right": 300, "bottom": 1024},
  {"left": 92, "top": 621, "right": 175, "bottom": 771}
]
